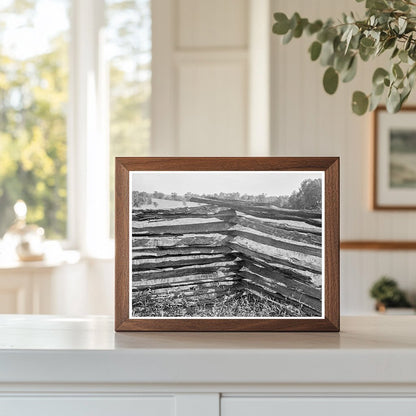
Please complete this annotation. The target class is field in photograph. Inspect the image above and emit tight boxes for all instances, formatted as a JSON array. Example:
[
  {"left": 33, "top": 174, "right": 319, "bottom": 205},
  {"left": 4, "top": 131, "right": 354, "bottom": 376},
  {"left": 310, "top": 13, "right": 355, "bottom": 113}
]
[{"left": 130, "top": 179, "right": 323, "bottom": 318}]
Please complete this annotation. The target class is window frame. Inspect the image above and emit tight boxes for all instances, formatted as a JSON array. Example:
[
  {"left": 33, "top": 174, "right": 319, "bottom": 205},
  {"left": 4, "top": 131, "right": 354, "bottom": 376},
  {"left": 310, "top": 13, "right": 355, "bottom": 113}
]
[{"left": 67, "top": 0, "right": 111, "bottom": 257}]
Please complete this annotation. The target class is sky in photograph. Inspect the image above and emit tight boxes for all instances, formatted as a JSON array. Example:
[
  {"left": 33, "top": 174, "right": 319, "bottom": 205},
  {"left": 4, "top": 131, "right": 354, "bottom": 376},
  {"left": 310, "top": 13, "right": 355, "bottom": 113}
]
[{"left": 131, "top": 171, "right": 323, "bottom": 197}]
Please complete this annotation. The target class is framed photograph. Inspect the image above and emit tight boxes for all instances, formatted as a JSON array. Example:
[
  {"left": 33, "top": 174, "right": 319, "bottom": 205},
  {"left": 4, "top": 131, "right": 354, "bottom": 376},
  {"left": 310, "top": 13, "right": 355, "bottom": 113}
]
[
  {"left": 115, "top": 157, "right": 339, "bottom": 331},
  {"left": 374, "top": 106, "right": 416, "bottom": 209}
]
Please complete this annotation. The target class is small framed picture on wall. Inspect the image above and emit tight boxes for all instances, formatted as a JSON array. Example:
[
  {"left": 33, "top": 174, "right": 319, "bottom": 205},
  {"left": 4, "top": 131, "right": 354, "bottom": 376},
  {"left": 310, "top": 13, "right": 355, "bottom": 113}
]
[{"left": 374, "top": 106, "right": 416, "bottom": 209}]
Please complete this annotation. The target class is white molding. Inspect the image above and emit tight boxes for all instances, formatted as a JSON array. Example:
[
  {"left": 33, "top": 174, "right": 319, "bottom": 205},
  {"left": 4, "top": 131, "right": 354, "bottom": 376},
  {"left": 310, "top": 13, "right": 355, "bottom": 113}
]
[
  {"left": 248, "top": 0, "right": 271, "bottom": 156},
  {"left": 1, "top": 383, "right": 416, "bottom": 395},
  {"left": 174, "top": 50, "right": 248, "bottom": 62},
  {"left": 70, "top": 0, "right": 108, "bottom": 255}
]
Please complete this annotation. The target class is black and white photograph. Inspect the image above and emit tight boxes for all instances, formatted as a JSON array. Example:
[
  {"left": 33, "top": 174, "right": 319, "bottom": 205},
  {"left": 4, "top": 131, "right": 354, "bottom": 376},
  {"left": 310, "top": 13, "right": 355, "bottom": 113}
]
[{"left": 129, "top": 171, "right": 324, "bottom": 319}]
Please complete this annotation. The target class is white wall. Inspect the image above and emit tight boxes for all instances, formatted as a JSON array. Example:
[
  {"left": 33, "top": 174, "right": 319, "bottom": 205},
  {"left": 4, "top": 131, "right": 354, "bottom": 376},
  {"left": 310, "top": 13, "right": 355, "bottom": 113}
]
[
  {"left": 152, "top": 0, "right": 271, "bottom": 156},
  {"left": 66, "top": 0, "right": 416, "bottom": 316},
  {"left": 271, "top": 0, "right": 416, "bottom": 313}
]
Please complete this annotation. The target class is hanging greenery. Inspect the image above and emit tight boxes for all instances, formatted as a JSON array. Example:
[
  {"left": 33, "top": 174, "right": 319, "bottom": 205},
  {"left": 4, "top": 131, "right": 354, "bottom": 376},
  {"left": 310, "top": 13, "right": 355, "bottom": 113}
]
[{"left": 272, "top": 0, "right": 416, "bottom": 115}]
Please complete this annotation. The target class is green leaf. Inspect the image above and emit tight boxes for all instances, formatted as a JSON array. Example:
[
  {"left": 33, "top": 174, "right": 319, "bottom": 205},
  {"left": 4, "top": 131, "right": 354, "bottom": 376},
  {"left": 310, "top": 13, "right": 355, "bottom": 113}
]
[
  {"left": 391, "top": 47, "right": 399, "bottom": 59},
  {"left": 393, "top": 63, "right": 404, "bottom": 79},
  {"left": 282, "top": 29, "right": 293, "bottom": 44},
  {"left": 408, "top": 63, "right": 416, "bottom": 78},
  {"left": 359, "top": 38, "right": 376, "bottom": 61},
  {"left": 393, "top": 0, "right": 410, "bottom": 11},
  {"left": 317, "top": 30, "right": 328, "bottom": 43},
  {"left": 369, "top": 92, "right": 383, "bottom": 111},
  {"left": 342, "top": 25, "right": 359, "bottom": 53},
  {"left": 360, "top": 37, "right": 375, "bottom": 48},
  {"left": 374, "top": 82, "right": 385, "bottom": 96},
  {"left": 290, "top": 12, "right": 301, "bottom": 30},
  {"left": 408, "top": 68, "right": 416, "bottom": 88},
  {"left": 400, "top": 88, "right": 411, "bottom": 107},
  {"left": 405, "top": 34, "right": 413, "bottom": 51},
  {"left": 350, "top": 32, "right": 361, "bottom": 49},
  {"left": 293, "top": 18, "right": 308, "bottom": 38},
  {"left": 359, "top": 46, "right": 374, "bottom": 62},
  {"left": 309, "top": 41, "right": 322, "bottom": 61},
  {"left": 323, "top": 67, "right": 339, "bottom": 94},
  {"left": 352, "top": 91, "right": 369, "bottom": 115},
  {"left": 398, "top": 17, "right": 407, "bottom": 34},
  {"left": 320, "top": 40, "right": 335, "bottom": 66},
  {"left": 372, "top": 68, "right": 389, "bottom": 86},
  {"left": 409, "top": 45, "right": 416, "bottom": 61},
  {"left": 366, "top": 0, "right": 388, "bottom": 10},
  {"left": 273, "top": 13, "right": 290, "bottom": 35},
  {"left": 334, "top": 52, "right": 351, "bottom": 72},
  {"left": 307, "top": 20, "right": 323, "bottom": 35},
  {"left": 399, "top": 49, "right": 408, "bottom": 63},
  {"left": 386, "top": 87, "right": 401, "bottom": 112},
  {"left": 342, "top": 56, "right": 357, "bottom": 83},
  {"left": 383, "top": 37, "right": 396, "bottom": 50}
]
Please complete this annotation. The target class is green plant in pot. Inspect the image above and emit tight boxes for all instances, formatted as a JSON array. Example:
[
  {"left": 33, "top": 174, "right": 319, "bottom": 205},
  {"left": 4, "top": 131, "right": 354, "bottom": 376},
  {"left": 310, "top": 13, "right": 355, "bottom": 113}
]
[
  {"left": 369, "top": 276, "right": 412, "bottom": 311},
  {"left": 272, "top": 0, "right": 416, "bottom": 115}
]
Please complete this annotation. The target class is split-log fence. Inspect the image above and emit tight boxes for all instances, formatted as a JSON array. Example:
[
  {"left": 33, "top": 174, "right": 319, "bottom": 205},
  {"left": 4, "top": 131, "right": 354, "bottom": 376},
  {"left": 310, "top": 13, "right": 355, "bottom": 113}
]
[{"left": 131, "top": 197, "right": 322, "bottom": 315}]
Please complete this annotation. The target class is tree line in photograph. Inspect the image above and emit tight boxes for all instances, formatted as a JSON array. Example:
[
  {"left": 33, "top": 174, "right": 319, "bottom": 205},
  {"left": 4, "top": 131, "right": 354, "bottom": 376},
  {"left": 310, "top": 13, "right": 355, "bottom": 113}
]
[{"left": 132, "top": 178, "right": 322, "bottom": 211}]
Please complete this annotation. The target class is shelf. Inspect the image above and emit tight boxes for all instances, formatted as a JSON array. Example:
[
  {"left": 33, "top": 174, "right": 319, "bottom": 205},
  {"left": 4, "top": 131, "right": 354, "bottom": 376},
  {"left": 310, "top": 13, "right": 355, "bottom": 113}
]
[{"left": 0, "top": 315, "right": 415, "bottom": 386}]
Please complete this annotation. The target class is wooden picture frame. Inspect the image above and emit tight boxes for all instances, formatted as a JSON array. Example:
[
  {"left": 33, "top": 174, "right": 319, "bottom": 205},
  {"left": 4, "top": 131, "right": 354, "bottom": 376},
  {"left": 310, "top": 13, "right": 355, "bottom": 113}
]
[
  {"left": 115, "top": 157, "right": 339, "bottom": 332},
  {"left": 373, "top": 106, "right": 416, "bottom": 210}
]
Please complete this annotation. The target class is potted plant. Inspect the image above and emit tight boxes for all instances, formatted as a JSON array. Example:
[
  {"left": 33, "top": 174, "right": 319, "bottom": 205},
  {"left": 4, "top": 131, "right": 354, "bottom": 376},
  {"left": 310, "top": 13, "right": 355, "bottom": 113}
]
[
  {"left": 369, "top": 276, "right": 413, "bottom": 313},
  {"left": 272, "top": 0, "right": 416, "bottom": 115}
]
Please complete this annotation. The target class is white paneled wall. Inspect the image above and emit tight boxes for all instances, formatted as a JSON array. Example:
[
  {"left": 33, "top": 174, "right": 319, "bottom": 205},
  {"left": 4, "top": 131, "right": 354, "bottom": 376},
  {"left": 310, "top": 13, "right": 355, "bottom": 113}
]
[
  {"left": 271, "top": 0, "right": 416, "bottom": 313},
  {"left": 177, "top": 57, "right": 247, "bottom": 155},
  {"left": 152, "top": 0, "right": 251, "bottom": 156},
  {"left": 177, "top": 0, "right": 248, "bottom": 48}
]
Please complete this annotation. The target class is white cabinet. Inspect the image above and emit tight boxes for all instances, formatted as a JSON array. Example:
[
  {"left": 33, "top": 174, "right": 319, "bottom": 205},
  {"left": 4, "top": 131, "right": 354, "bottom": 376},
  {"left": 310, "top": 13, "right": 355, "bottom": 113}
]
[
  {"left": 222, "top": 398, "right": 416, "bottom": 416},
  {"left": 0, "top": 316, "right": 416, "bottom": 416},
  {"left": 1, "top": 397, "right": 175, "bottom": 416}
]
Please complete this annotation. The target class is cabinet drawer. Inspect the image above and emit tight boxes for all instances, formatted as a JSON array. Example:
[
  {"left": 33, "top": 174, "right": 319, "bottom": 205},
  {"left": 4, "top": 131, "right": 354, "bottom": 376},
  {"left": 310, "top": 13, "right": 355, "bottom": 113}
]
[
  {"left": 221, "top": 397, "right": 416, "bottom": 416},
  {"left": 0, "top": 396, "right": 174, "bottom": 416}
]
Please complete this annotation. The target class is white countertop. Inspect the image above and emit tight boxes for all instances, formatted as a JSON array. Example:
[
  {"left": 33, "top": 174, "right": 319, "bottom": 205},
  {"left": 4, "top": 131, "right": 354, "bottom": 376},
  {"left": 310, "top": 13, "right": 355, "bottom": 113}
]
[{"left": 0, "top": 315, "right": 415, "bottom": 386}]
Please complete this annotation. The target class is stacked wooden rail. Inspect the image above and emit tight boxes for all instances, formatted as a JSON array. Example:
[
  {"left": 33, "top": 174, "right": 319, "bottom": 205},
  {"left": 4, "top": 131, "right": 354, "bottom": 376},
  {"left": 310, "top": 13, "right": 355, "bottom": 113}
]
[
  {"left": 131, "top": 197, "right": 323, "bottom": 315},
  {"left": 131, "top": 205, "right": 241, "bottom": 305}
]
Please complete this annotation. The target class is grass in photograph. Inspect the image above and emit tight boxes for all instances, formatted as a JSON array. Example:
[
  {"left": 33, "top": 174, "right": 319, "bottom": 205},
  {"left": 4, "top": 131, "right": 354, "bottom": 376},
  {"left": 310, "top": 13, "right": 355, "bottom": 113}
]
[{"left": 131, "top": 289, "right": 310, "bottom": 318}]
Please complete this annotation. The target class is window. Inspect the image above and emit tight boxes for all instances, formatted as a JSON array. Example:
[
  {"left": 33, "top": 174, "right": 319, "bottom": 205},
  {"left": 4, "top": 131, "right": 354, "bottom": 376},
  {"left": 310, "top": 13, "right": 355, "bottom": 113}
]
[
  {"left": 106, "top": 0, "right": 151, "bottom": 237},
  {"left": 0, "top": 0, "right": 151, "bottom": 251},
  {"left": 0, "top": 0, "right": 70, "bottom": 239}
]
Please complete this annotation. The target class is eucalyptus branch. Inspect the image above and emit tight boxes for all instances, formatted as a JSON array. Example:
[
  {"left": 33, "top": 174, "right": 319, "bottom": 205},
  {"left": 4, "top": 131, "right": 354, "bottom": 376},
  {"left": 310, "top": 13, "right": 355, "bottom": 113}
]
[{"left": 272, "top": 0, "right": 416, "bottom": 115}]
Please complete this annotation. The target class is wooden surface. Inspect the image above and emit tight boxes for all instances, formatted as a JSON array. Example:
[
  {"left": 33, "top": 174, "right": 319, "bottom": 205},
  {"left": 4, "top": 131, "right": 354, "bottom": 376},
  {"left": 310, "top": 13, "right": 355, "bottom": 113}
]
[
  {"left": 341, "top": 241, "right": 416, "bottom": 250},
  {"left": 115, "top": 157, "right": 339, "bottom": 332}
]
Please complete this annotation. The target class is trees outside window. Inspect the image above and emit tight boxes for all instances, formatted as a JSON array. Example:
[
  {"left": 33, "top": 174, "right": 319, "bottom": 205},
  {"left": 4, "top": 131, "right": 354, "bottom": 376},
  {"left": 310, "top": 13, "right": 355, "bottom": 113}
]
[
  {"left": 0, "top": 0, "right": 70, "bottom": 238},
  {"left": 0, "top": 0, "right": 151, "bottom": 245}
]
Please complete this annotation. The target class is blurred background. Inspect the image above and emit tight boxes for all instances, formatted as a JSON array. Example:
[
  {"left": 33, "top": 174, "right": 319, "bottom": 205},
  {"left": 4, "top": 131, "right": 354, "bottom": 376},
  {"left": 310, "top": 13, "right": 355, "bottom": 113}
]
[{"left": 0, "top": 0, "right": 415, "bottom": 316}]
